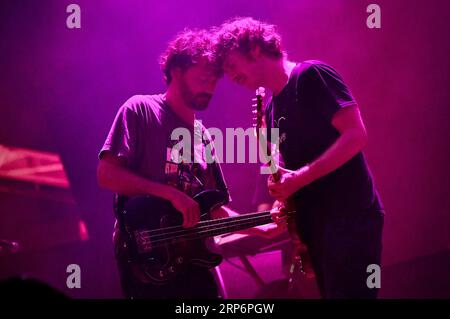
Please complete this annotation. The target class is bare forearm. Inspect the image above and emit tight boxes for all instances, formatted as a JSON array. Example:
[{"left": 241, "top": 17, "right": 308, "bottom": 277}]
[
  {"left": 97, "top": 161, "right": 177, "bottom": 201},
  {"left": 268, "top": 106, "right": 370, "bottom": 201}
]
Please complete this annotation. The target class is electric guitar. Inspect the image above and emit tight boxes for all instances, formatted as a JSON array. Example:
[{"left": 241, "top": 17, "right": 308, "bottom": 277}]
[
  {"left": 252, "top": 87, "right": 315, "bottom": 292},
  {"left": 118, "top": 189, "right": 293, "bottom": 284}
]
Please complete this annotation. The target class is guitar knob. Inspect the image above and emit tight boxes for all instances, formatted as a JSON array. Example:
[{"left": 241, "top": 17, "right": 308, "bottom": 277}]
[
  {"left": 169, "top": 266, "right": 175, "bottom": 273},
  {"left": 176, "top": 257, "right": 184, "bottom": 264},
  {"left": 159, "top": 270, "right": 165, "bottom": 278}
]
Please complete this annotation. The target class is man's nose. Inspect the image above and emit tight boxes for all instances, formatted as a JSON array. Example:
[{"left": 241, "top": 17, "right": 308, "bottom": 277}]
[{"left": 204, "top": 80, "right": 217, "bottom": 93}]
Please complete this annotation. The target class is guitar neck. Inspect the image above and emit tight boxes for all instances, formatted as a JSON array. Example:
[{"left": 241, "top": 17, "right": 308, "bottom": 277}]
[
  {"left": 193, "top": 211, "right": 273, "bottom": 239},
  {"left": 257, "top": 130, "right": 281, "bottom": 182},
  {"left": 255, "top": 88, "right": 279, "bottom": 181}
]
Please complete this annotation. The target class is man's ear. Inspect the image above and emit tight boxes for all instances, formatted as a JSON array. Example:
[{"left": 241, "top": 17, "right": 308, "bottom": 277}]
[{"left": 170, "top": 67, "right": 183, "bottom": 81}]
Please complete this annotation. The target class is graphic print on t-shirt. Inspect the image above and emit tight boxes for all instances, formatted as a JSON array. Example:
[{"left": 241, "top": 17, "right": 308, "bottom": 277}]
[{"left": 164, "top": 124, "right": 213, "bottom": 198}]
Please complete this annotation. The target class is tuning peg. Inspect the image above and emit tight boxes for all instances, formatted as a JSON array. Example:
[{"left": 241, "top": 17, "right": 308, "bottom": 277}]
[{"left": 256, "top": 87, "right": 266, "bottom": 96}]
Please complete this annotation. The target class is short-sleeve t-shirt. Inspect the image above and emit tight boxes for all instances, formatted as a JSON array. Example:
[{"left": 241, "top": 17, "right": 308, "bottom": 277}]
[
  {"left": 265, "top": 60, "right": 383, "bottom": 218},
  {"left": 99, "top": 94, "right": 230, "bottom": 218}
]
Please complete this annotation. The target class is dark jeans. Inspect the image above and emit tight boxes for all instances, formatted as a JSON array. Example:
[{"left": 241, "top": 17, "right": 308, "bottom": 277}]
[
  {"left": 300, "top": 211, "right": 384, "bottom": 299},
  {"left": 114, "top": 233, "right": 220, "bottom": 299}
]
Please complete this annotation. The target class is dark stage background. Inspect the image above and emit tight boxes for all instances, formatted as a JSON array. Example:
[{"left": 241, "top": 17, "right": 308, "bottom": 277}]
[{"left": 0, "top": 0, "right": 449, "bottom": 298}]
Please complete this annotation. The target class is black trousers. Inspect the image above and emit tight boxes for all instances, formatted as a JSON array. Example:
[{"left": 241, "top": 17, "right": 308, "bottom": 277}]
[{"left": 299, "top": 211, "right": 384, "bottom": 299}]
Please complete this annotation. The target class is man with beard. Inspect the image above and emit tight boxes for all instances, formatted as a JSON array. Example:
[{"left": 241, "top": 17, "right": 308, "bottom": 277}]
[{"left": 97, "top": 29, "right": 285, "bottom": 299}]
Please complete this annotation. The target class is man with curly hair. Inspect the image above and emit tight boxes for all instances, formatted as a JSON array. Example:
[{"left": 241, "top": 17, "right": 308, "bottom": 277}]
[
  {"left": 214, "top": 17, "right": 385, "bottom": 299},
  {"left": 97, "top": 29, "right": 285, "bottom": 299}
]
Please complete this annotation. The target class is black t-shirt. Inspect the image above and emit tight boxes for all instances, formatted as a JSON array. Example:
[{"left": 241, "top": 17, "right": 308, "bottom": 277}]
[
  {"left": 99, "top": 94, "right": 231, "bottom": 219},
  {"left": 265, "top": 60, "right": 383, "bottom": 218}
]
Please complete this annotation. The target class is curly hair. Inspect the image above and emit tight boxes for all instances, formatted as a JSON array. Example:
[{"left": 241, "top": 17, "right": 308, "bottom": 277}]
[
  {"left": 213, "top": 17, "right": 284, "bottom": 63},
  {"left": 160, "top": 28, "right": 222, "bottom": 84}
]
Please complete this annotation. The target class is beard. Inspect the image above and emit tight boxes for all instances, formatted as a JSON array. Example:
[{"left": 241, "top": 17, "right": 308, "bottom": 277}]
[{"left": 179, "top": 80, "right": 212, "bottom": 111}]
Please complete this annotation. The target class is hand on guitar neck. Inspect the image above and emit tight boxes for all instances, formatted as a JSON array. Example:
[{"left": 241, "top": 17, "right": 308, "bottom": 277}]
[{"left": 267, "top": 165, "right": 312, "bottom": 202}]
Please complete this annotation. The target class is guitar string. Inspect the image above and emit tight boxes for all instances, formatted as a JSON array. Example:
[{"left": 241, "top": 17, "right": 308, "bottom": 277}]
[
  {"left": 135, "top": 214, "right": 271, "bottom": 238},
  {"left": 136, "top": 210, "right": 293, "bottom": 237},
  {"left": 136, "top": 210, "right": 272, "bottom": 236},
  {"left": 136, "top": 212, "right": 277, "bottom": 240},
  {"left": 136, "top": 216, "right": 275, "bottom": 249},
  {"left": 141, "top": 214, "right": 273, "bottom": 242}
]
